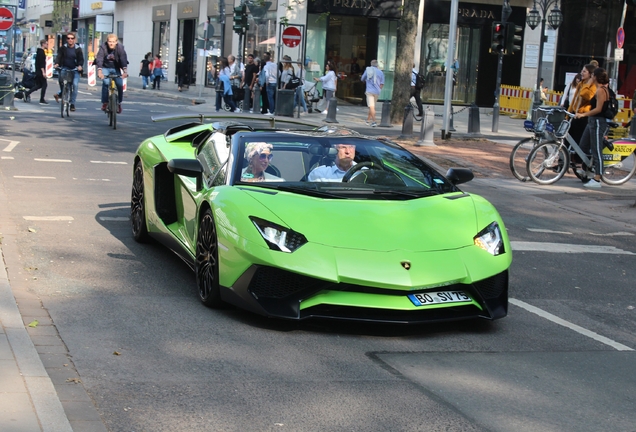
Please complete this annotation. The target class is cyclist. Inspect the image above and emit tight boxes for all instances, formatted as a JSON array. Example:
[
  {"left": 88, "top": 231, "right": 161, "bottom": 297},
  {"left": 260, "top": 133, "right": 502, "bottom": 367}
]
[
  {"left": 95, "top": 34, "right": 129, "bottom": 114},
  {"left": 53, "top": 32, "right": 84, "bottom": 111}
]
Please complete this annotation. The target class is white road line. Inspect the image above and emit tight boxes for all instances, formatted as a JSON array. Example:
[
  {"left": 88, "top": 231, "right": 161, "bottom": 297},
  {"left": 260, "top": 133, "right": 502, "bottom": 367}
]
[
  {"left": 90, "top": 161, "right": 128, "bottom": 165},
  {"left": 1, "top": 156, "right": 14, "bottom": 159},
  {"left": 511, "top": 241, "right": 634, "bottom": 255},
  {"left": 13, "top": 176, "right": 56, "bottom": 179},
  {"left": 23, "top": 216, "right": 74, "bottom": 221},
  {"left": 589, "top": 231, "right": 634, "bottom": 237},
  {"left": 34, "top": 158, "right": 72, "bottom": 163},
  {"left": 509, "top": 298, "right": 634, "bottom": 351},
  {"left": 99, "top": 217, "right": 129, "bottom": 221},
  {"left": 527, "top": 229, "right": 572, "bottom": 235},
  {"left": 1, "top": 139, "right": 19, "bottom": 152}
]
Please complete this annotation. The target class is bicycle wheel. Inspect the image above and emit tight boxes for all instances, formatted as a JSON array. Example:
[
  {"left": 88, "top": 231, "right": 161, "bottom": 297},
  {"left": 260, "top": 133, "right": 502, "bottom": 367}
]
[
  {"left": 509, "top": 137, "right": 540, "bottom": 182},
  {"left": 526, "top": 141, "right": 569, "bottom": 185},
  {"left": 601, "top": 152, "right": 636, "bottom": 185},
  {"left": 60, "top": 83, "right": 67, "bottom": 118},
  {"left": 110, "top": 91, "right": 118, "bottom": 129}
]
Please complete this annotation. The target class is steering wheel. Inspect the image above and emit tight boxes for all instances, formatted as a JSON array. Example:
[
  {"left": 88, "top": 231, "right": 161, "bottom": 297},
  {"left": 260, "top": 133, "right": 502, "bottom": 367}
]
[{"left": 341, "top": 161, "right": 384, "bottom": 182}]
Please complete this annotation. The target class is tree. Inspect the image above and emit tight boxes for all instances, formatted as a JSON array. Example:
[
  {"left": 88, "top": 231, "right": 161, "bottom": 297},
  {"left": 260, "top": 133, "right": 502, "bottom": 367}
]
[{"left": 389, "top": 0, "right": 419, "bottom": 124}]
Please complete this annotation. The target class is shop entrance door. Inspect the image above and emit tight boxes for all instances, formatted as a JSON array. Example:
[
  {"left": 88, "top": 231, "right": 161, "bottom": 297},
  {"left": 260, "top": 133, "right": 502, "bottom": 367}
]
[{"left": 178, "top": 19, "right": 197, "bottom": 85}]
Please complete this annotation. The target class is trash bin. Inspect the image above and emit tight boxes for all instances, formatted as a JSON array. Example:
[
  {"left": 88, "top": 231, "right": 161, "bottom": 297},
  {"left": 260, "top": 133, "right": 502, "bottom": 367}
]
[
  {"left": 0, "top": 74, "right": 13, "bottom": 107},
  {"left": 276, "top": 89, "right": 295, "bottom": 117}
]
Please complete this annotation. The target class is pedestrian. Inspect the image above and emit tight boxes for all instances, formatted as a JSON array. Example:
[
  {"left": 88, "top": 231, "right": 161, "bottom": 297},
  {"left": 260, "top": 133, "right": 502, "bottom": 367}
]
[
  {"left": 567, "top": 64, "right": 597, "bottom": 145},
  {"left": 560, "top": 73, "right": 582, "bottom": 111},
  {"left": 53, "top": 32, "right": 84, "bottom": 112},
  {"left": 215, "top": 71, "right": 239, "bottom": 113},
  {"left": 151, "top": 54, "right": 163, "bottom": 90},
  {"left": 228, "top": 55, "right": 241, "bottom": 89},
  {"left": 263, "top": 53, "right": 278, "bottom": 115},
  {"left": 294, "top": 58, "right": 308, "bottom": 114},
  {"left": 313, "top": 60, "right": 337, "bottom": 115},
  {"left": 25, "top": 39, "right": 49, "bottom": 105},
  {"left": 280, "top": 55, "right": 294, "bottom": 89},
  {"left": 575, "top": 67, "right": 611, "bottom": 189},
  {"left": 411, "top": 64, "right": 424, "bottom": 118},
  {"left": 242, "top": 54, "right": 259, "bottom": 113},
  {"left": 176, "top": 56, "right": 186, "bottom": 91},
  {"left": 255, "top": 57, "right": 269, "bottom": 114},
  {"left": 361, "top": 59, "right": 384, "bottom": 127},
  {"left": 139, "top": 53, "right": 152, "bottom": 89}
]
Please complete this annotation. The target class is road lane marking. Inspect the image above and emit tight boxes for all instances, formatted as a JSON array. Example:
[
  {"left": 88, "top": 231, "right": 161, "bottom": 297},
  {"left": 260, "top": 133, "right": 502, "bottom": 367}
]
[
  {"left": 511, "top": 241, "right": 634, "bottom": 255},
  {"left": 509, "top": 298, "right": 634, "bottom": 351},
  {"left": 99, "top": 217, "right": 129, "bottom": 221},
  {"left": 14, "top": 176, "right": 56, "bottom": 179},
  {"left": 589, "top": 231, "right": 634, "bottom": 237},
  {"left": 527, "top": 229, "right": 572, "bottom": 235},
  {"left": 23, "top": 216, "right": 74, "bottom": 221},
  {"left": 90, "top": 161, "right": 128, "bottom": 164},
  {"left": 34, "top": 158, "right": 72, "bottom": 163},
  {"left": 1, "top": 139, "right": 19, "bottom": 152},
  {"left": 73, "top": 178, "right": 111, "bottom": 181},
  {"left": 1, "top": 156, "right": 14, "bottom": 159}
]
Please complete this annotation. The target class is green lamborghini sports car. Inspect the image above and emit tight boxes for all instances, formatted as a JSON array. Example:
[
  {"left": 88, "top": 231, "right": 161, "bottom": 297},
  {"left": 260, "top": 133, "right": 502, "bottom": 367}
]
[{"left": 131, "top": 116, "right": 512, "bottom": 323}]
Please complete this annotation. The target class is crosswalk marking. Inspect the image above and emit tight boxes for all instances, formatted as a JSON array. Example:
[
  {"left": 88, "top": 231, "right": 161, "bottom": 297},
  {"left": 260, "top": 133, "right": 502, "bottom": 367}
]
[
  {"left": 34, "top": 158, "right": 72, "bottom": 163},
  {"left": 23, "top": 216, "right": 74, "bottom": 221},
  {"left": 511, "top": 241, "right": 634, "bottom": 255}
]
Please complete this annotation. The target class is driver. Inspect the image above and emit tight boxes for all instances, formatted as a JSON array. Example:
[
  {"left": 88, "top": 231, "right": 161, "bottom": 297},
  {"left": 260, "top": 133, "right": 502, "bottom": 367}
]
[
  {"left": 307, "top": 144, "right": 356, "bottom": 182},
  {"left": 241, "top": 142, "right": 284, "bottom": 182}
]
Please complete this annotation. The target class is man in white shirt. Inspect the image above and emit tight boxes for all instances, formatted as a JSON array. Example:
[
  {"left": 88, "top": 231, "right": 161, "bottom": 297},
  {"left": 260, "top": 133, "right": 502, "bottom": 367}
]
[
  {"left": 308, "top": 144, "right": 356, "bottom": 182},
  {"left": 263, "top": 53, "right": 278, "bottom": 115}
]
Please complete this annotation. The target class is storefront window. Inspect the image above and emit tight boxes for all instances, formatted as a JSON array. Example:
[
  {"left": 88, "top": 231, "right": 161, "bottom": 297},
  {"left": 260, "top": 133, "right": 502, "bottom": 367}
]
[
  {"left": 153, "top": 21, "right": 170, "bottom": 73},
  {"left": 305, "top": 14, "right": 327, "bottom": 84},
  {"left": 246, "top": 11, "right": 276, "bottom": 60},
  {"left": 377, "top": 20, "right": 397, "bottom": 100}
]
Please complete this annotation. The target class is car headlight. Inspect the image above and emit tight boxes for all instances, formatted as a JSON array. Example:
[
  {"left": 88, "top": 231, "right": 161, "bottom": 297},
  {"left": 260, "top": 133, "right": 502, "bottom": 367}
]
[
  {"left": 474, "top": 222, "right": 505, "bottom": 256},
  {"left": 250, "top": 217, "right": 307, "bottom": 253}
]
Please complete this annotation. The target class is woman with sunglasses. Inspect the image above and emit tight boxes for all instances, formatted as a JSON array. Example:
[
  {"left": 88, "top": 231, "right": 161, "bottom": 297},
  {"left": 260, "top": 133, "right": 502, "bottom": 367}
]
[{"left": 241, "top": 142, "right": 283, "bottom": 182}]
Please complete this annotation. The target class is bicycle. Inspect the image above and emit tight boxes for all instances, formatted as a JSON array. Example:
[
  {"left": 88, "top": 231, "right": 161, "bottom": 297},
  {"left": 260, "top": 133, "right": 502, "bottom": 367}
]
[
  {"left": 509, "top": 106, "right": 561, "bottom": 181},
  {"left": 58, "top": 67, "right": 77, "bottom": 118},
  {"left": 525, "top": 108, "right": 636, "bottom": 185},
  {"left": 104, "top": 73, "right": 120, "bottom": 129}
]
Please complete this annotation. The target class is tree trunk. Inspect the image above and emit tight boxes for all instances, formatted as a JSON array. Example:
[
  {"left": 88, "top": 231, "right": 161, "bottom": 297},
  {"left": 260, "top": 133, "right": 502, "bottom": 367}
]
[{"left": 389, "top": 0, "right": 419, "bottom": 124}]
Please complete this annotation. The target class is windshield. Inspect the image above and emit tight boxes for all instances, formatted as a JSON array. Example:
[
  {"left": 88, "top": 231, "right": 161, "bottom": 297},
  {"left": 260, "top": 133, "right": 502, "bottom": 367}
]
[{"left": 232, "top": 135, "right": 460, "bottom": 199}]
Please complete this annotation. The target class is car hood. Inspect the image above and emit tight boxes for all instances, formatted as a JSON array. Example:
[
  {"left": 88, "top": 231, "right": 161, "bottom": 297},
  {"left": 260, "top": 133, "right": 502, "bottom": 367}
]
[{"left": 245, "top": 190, "right": 482, "bottom": 252}]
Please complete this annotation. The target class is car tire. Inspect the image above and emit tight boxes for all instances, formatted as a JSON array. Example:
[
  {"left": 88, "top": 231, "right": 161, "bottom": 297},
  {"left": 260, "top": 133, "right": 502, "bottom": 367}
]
[
  {"left": 131, "top": 162, "right": 150, "bottom": 242},
  {"left": 196, "top": 209, "right": 223, "bottom": 308}
]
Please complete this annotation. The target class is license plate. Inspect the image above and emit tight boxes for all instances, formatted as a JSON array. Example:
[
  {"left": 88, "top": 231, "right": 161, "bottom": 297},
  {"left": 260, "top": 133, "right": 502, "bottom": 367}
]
[{"left": 408, "top": 291, "right": 472, "bottom": 306}]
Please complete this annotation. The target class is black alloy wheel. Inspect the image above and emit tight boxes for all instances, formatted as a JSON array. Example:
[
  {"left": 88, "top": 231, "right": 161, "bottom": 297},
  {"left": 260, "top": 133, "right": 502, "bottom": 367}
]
[
  {"left": 196, "top": 209, "right": 222, "bottom": 308},
  {"left": 131, "top": 162, "right": 149, "bottom": 242}
]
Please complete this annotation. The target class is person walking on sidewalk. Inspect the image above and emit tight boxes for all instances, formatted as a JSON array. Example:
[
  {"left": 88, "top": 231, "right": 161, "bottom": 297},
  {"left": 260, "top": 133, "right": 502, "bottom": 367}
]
[
  {"left": 95, "top": 34, "right": 129, "bottom": 114},
  {"left": 263, "top": 53, "right": 278, "bottom": 115},
  {"left": 25, "top": 39, "right": 49, "bottom": 105},
  {"left": 314, "top": 60, "right": 337, "bottom": 115},
  {"left": 140, "top": 53, "right": 152, "bottom": 89},
  {"left": 53, "top": 32, "right": 84, "bottom": 112},
  {"left": 151, "top": 54, "right": 163, "bottom": 89},
  {"left": 176, "top": 56, "right": 187, "bottom": 91},
  {"left": 411, "top": 64, "right": 424, "bottom": 118},
  {"left": 243, "top": 54, "right": 258, "bottom": 113},
  {"left": 361, "top": 59, "right": 384, "bottom": 127}
]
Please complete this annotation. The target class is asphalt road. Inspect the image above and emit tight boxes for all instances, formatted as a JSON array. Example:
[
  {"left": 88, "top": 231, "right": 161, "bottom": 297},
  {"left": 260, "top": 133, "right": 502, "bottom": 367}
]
[{"left": 1, "top": 87, "right": 635, "bottom": 432}]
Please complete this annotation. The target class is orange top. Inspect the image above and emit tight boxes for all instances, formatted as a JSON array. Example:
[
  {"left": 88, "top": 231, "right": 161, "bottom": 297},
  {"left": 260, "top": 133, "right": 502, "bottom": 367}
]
[{"left": 568, "top": 80, "right": 597, "bottom": 114}]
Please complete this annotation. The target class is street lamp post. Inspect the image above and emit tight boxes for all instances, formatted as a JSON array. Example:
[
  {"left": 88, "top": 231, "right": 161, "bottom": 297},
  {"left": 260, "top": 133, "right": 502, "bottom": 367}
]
[{"left": 527, "top": 0, "right": 563, "bottom": 113}]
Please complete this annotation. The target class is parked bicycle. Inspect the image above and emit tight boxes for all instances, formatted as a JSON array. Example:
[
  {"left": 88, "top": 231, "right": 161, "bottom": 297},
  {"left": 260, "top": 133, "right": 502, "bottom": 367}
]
[
  {"left": 104, "top": 73, "right": 120, "bottom": 129},
  {"left": 525, "top": 107, "right": 636, "bottom": 185},
  {"left": 509, "top": 106, "right": 561, "bottom": 182},
  {"left": 58, "top": 67, "right": 78, "bottom": 118}
]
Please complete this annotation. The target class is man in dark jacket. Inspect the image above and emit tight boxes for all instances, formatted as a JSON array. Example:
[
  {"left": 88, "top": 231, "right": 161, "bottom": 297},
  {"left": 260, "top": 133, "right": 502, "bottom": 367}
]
[
  {"left": 95, "top": 34, "right": 129, "bottom": 113},
  {"left": 53, "top": 32, "right": 84, "bottom": 111},
  {"left": 26, "top": 39, "right": 49, "bottom": 105}
]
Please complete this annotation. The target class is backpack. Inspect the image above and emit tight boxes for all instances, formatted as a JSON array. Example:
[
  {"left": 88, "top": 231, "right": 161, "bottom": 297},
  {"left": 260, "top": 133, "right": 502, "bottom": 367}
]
[
  {"left": 603, "top": 87, "right": 619, "bottom": 119},
  {"left": 414, "top": 71, "right": 425, "bottom": 89}
]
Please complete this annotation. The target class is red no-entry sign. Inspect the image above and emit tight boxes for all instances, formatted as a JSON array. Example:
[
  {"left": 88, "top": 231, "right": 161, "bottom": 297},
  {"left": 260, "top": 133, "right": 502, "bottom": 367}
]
[
  {"left": 282, "top": 27, "right": 301, "bottom": 48},
  {"left": 0, "top": 7, "right": 14, "bottom": 31}
]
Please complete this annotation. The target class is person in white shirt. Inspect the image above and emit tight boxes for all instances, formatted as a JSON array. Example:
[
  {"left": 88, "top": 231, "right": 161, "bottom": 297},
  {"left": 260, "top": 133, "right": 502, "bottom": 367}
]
[
  {"left": 308, "top": 143, "right": 356, "bottom": 182},
  {"left": 314, "top": 60, "right": 337, "bottom": 114},
  {"left": 263, "top": 53, "right": 278, "bottom": 115}
]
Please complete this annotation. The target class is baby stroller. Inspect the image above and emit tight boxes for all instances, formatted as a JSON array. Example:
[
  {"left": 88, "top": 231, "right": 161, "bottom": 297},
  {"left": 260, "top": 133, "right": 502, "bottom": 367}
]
[
  {"left": 13, "top": 69, "right": 36, "bottom": 102},
  {"left": 223, "top": 85, "right": 245, "bottom": 112},
  {"left": 304, "top": 82, "right": 322, "bottom": 113}
]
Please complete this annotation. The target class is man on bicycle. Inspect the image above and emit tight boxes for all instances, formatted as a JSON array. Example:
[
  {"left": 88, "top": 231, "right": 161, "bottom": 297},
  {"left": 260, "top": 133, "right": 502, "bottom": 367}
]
[
  {"left": 53, "top": 32, "right": 84, "bottom": 112},
  {"left": 95, "top": 34, "right": 129, "bottom": 114}
]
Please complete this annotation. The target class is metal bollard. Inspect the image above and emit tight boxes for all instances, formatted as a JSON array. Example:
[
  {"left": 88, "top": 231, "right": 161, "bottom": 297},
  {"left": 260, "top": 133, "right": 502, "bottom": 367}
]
[
  {"left": 378, "top": 100, "right": 392, "bottom": 128},
  {"left": 243, "top": 85, "right": 251, "bottom": 113},
  {"left": 324, "top": 98, "right": 339, "bottom": 123},
  {"left": 449, "top": 106, "right": 456, "bottom": 132},
  {"left": 467, "top": 103, "right": 481, "bottom": 135},
  {"left": 253, "top": 85, "right": 262, "bottom": 114},
  {"left": 398, "top": 104, "right": 414, "bottom": 139},
  {"left": 415, "top": 107, "right": 436, "bottom": 146}
]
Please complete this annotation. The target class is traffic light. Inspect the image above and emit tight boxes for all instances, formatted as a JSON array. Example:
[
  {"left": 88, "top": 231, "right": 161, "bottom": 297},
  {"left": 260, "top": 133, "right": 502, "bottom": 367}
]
[
  {"left": 490, "top": 22, "right": 505, "bottom": 54},
  {"left": 233, "top": 4, "right": 248, "bottom": 35},
  {"left": 505, "top": 23, "right": 523, "bottom": 54}
]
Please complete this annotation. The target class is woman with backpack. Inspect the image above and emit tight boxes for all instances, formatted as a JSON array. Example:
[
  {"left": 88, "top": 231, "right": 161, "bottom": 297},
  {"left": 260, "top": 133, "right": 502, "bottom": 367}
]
[{"left": 575, "top": 67, "right": 611, "bottom": 189}]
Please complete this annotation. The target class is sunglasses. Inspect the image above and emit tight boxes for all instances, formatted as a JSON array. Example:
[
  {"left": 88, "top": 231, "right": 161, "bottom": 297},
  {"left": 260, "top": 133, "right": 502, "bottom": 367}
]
[
  {"left": 259, "top": 153, "right": 273, "bottom": 161},
  {"left": 67, "top": 37, "right": 75, "bottom": 40}
]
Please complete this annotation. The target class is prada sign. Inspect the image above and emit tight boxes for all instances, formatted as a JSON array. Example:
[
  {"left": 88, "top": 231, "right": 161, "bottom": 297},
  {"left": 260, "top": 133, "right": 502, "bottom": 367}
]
[
  {"left": 424, "top": 1, "right": 520, "bottom": 25},
  {"left": 308, "top": 0, "right": 401, "bottom": 18}
]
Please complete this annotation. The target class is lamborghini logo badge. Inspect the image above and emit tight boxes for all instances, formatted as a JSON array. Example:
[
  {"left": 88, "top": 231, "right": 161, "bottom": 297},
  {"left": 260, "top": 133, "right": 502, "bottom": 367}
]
[{"left": 401, "top": 261, "right": 411, "bottom": 270}]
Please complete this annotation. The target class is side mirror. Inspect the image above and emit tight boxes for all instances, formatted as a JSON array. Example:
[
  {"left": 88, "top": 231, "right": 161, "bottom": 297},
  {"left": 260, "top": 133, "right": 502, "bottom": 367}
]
[
  {"left": 167, "top": 159, "right": 204, "bottom": 191},
  {"left": 445, "top": 167, "right": 474, "bottom": 186}
]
